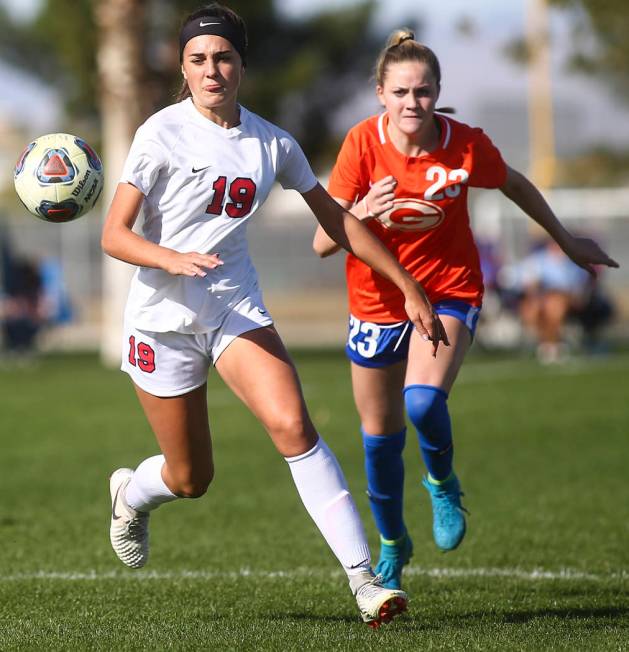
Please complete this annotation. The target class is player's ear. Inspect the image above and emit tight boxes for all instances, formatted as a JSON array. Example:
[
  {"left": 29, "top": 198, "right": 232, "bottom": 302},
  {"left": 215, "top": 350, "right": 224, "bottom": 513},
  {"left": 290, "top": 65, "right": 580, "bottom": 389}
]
[
  {"left": 376, "top": 85, "right": 385, "bottom": 107},
  {"left": 181, "top": 64, "right": 187, "bottom": 80}
]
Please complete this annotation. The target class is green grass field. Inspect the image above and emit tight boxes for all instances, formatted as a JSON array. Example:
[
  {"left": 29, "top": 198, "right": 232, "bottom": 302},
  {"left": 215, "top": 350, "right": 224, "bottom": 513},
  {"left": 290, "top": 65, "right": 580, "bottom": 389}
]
[{"left": 0, "top": 349, "right": 627, "bottom": 650}]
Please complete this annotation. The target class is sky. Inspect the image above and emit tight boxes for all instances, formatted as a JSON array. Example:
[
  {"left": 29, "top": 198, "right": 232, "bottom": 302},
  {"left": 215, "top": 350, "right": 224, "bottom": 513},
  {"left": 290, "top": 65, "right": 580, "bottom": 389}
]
[
  {"left": 2, "top": 0, "right": 629, "bottom": 169},
  {"left": 285, "top": 0, "right": 629, "bottom": 166},
  {"left": 4, "top": 0, "right": 514, "bottom": 22}
]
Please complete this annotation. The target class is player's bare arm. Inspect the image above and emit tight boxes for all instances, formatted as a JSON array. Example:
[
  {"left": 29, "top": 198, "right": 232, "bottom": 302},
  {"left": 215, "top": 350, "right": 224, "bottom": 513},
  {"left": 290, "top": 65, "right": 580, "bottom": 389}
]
[
  {"left": 500, "top": 166, "right": 619, "bottom": 274},
  {"left": 304, "top": 183, "right": 448, "bottom": 353},
  {"left": 102, "top": 182, "right": 223, "bottom": 277},
  {"left": 312, "top": 176, "right": 397, "bottom": 258}
]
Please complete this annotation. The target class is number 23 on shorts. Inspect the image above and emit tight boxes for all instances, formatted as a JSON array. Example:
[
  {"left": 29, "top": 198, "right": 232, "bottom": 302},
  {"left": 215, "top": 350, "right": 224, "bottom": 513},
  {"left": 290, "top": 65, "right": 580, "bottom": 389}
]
[{"left": 346, "top": 315, "right": 412, "bottom": 367}]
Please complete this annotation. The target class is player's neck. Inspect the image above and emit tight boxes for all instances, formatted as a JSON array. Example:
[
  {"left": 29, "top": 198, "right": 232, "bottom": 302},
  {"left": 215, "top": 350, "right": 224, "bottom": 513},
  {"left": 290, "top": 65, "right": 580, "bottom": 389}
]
[
  {"left": 191, "top": 98, "right": 241, "bottom": 129},
  {"left": 387, "top": 115, "right": 440, "bottom": 158}
]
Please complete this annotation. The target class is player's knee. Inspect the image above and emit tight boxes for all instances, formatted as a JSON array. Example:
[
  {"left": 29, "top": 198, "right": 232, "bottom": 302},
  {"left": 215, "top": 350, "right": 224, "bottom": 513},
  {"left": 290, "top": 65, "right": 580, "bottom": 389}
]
[
  {"left": 361, "top": 411, "right": 406, "bottom": 437},
  {"left": 267, "top": 412, "right": 319, "bottom": 456},
  {"left": 404, "top": 384, "right": 448, "bottom": 429},
  {"left": 267, "top": 412, "right": 309, "bottom": 441},
  {"left": 171, "top": 466, "right": 214, "bottom": 498},
  {"left": 176, "top": 476, "right": 213, "bottom": 499}
]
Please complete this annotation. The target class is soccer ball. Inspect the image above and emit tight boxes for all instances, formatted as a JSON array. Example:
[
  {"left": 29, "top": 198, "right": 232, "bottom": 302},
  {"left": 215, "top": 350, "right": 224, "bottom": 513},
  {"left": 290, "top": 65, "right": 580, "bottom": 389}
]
[{"left": 14, "top": 133, "right": 104, "bottom": 223}]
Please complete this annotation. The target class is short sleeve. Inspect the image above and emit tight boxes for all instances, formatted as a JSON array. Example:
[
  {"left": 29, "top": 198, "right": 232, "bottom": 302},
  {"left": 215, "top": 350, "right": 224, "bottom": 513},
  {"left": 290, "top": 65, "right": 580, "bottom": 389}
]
[
  {"left": 327, "top": 127, "right": 365, "bottom": 202},
  {"left": 468, "top": 128, "right": 508, "bottom": 189},
  {"left": 276, "top": 133, "right": 318, "bottom": 193},
  {"left": 120, "top": 124, "right": 168, "bottom": 196}
]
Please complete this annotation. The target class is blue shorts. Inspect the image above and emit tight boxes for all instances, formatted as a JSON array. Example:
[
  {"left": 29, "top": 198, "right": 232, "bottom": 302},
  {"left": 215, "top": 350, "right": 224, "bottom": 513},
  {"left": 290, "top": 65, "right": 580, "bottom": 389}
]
[{"left": 346, "top": 300, "right": 481, "bottom": 368}]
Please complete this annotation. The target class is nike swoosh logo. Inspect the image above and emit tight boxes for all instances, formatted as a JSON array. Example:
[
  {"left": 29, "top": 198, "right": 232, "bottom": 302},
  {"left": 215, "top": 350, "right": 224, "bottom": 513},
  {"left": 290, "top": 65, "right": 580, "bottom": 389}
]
[
  {"left": 112, "top": 485, "right": 123, "bottom": 520},
  {"left": 348, "top": 557, "right": 370, "bottom": 569},
  {"left": 199, "top": 21, "right": 220, "bottom": 27},
  {"left": 192, "top": 165, "right": 211, "bottom": 173}
]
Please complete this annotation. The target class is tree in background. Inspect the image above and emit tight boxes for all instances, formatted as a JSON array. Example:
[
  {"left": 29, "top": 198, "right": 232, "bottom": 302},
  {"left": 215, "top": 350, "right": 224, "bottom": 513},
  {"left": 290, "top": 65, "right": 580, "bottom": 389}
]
[
  {"left": 549, "top": 0, "right": 629, "bottom": 185},
  {"left": 549, "top": 0, "right": 629, "bottom": 99},
  {"left": 94, "top": 0, "right": 146, "bottom": 365},
  {"left": 0, "top": 0, "right": 98, "bottom": 124},
  {"left": 504, "top": 0, "right": 629, "bottom": 186},
  {"left": 1, "top": 0, "right": 391, "bottom": 167}
]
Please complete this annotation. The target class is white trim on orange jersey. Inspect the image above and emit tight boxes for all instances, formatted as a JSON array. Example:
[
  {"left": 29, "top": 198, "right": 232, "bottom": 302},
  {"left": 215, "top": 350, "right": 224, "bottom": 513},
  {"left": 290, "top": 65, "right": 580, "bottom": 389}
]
[
  {"left": 377, "top": 112, "right": 387, "bottom": 144},
  {"left": 438, "top": 114, "right": 452, "bottom": 149}
]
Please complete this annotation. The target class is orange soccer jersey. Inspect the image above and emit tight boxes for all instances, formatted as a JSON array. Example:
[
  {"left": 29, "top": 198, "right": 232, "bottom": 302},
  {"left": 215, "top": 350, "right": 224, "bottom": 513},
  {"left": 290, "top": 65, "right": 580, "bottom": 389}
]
[{"left": 328, "top": 113, "right": 508, "bottom": 323}]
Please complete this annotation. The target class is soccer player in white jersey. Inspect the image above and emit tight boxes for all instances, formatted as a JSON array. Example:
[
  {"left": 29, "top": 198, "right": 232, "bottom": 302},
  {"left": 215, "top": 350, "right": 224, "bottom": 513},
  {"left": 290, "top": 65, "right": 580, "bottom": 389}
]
[{"left": 101, "top": 2, "right": 448, "bottom": 627}]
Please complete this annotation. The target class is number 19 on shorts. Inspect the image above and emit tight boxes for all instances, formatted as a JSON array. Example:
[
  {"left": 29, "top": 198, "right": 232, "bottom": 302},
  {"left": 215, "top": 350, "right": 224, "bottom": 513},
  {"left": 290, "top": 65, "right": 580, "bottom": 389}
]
[{"left": 128, "top": 335, "right": 156, "bottom": 373}]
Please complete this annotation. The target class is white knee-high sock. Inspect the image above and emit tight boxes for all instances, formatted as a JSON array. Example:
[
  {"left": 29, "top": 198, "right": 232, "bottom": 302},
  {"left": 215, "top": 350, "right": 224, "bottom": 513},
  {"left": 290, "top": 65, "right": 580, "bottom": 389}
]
[
  {"left": 285, "top": 437, "right": 371, "bottom": 575},
  {"left": 125, "top": 454, "right": 178, "bottom": 512}
]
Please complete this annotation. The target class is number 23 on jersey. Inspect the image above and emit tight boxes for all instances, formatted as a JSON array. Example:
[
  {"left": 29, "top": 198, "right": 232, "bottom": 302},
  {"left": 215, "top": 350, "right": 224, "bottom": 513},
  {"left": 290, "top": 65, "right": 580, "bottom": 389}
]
[{"left": 424, "top": 166, "right": 469, "bottom": 201}]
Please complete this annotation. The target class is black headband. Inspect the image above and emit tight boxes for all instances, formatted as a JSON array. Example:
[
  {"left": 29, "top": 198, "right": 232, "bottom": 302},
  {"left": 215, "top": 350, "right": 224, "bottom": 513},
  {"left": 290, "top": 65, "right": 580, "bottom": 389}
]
[{"left": 179, "top": 16, "right": 247, "bottom": 65}]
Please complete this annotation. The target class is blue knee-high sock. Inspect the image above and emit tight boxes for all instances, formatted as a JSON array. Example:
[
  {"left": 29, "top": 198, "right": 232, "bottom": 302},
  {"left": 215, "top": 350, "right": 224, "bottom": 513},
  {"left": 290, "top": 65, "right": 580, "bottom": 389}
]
[
  {"left": 404, "top": 385, "right": 453, "bottom": 482},
  {"left": 362, "top": 427, "right": 406, "bottom": 541}
]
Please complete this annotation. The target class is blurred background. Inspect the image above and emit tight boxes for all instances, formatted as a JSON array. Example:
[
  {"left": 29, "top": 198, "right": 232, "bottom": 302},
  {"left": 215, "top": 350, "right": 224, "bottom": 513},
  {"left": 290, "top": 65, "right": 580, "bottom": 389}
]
[{"left": 0, "top": 0, "right": 628, "bottom": 364}]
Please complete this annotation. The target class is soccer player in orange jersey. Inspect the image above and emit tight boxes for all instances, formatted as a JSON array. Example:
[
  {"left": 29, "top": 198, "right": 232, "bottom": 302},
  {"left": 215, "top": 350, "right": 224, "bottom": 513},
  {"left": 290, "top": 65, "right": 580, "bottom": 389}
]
[{"left": 313, "top": 29, "right": 618, "bottom": 590}]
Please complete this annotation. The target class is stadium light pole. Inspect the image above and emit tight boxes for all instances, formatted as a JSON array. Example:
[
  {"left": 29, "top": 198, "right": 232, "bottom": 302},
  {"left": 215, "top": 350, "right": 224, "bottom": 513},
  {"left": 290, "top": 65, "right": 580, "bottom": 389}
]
[
  {"left": 96, "top": 0, "right": 146, "bottom": 366},
  {"left": 526, "top": 0, "right": 556, "bottom": 189}
]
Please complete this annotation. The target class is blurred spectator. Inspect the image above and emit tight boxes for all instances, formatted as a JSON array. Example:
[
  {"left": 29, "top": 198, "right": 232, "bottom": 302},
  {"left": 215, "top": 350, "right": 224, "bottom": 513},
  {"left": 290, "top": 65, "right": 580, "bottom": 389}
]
[
  {"left": 1, "top": 257, "right": 46, "bottom": 355},
  {"left": 478, "top": 238, "right": 503, "bottom": 296},
  {"left": 39, "top": 257, "right": 74, "bottom": 326},
  {"left": 511, "top": 238, "right": 611, "bottom": 363},
  {"left": 482, "top": 243, "right": 522, "bottom": 315},
  {"left": 571, "top": 270, "right": 615, "bottom": 354},
  {"left": 475, "top": 238, "right": 523, "bottom": 350}
]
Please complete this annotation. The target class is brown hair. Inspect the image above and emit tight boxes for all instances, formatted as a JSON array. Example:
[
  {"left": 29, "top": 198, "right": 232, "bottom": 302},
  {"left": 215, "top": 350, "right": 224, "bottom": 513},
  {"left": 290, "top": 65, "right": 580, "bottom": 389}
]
[
  {"left": 375, "top": 29, "right": 454, "bottom": 113},
  {"left": 176, "top": 2, "right": 247, "bottom": 102}
]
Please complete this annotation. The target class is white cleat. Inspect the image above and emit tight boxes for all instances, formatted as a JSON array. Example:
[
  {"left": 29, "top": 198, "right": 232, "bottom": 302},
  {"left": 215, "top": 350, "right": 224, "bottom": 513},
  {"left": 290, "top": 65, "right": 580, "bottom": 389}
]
[
  {"left": 350, "top": 571, "right": 408, "bottom": 628},
  {"left": 109, "top": 468, "right": 149, "bottom": 569}
]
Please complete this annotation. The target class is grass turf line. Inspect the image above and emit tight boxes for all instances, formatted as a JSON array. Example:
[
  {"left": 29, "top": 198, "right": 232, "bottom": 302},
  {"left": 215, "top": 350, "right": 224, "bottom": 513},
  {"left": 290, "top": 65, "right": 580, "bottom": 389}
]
[{"left": 0, "top": 351, "right": 627, "bottom": 649}]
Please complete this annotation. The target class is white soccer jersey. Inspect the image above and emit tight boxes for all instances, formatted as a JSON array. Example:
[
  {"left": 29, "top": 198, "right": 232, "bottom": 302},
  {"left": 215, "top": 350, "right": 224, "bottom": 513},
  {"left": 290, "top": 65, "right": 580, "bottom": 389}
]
[{"left": 120, "top": 98, "right": 318, "bottom": 333}]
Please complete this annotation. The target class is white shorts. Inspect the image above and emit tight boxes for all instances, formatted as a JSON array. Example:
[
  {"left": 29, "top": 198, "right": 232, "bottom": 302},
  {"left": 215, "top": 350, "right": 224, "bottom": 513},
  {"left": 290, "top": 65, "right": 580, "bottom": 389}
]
[{"left": 121, "top": 293, "right": 273, "bottom": 397}]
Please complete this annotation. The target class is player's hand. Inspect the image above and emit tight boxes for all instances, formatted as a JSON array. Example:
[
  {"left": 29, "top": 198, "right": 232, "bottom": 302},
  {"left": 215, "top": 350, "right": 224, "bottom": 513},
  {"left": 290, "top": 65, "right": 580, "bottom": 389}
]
[
  {"left": 562, "top": 235, "right": 619, "bottom": 275},
  {"left": 160, "top": 250, "right": 224, "bottom": 277},
  {"left": 403, "top": 281, "right": 450, "bottom": 357},
  {"left": 362, "top": 176, "right": 397, "bottom": 220}
]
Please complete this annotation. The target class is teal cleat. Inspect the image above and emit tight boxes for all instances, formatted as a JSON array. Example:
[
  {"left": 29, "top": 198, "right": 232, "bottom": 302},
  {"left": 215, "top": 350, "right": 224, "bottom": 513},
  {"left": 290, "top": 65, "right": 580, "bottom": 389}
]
[
  {"left": 422, "top": 474, "right": 468, "bottom": 551},
  {"left": 374, "top": 532, "right": 413, "bottom": 589}
]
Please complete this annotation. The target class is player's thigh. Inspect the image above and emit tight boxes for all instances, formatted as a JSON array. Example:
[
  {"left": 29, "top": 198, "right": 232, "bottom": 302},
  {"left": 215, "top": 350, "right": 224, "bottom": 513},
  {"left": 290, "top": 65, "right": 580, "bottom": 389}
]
[
  {"left": 122, "top": 326, "right": 214, "bottom": 484},
  {"left": 405, "top": 315, "right": 472, "bottom": 393},
  {"left": 215, "top": 325, "right": 318, "bottom": 456},
  {"left": 542, "top": 291, "right": 572, "bottom": 322},
  {"left": 351, "top": 361, "right": 407, "bottom": 435},
  {"left": 134, "top": 383, "right": 214, "bottom": 485},
  {"left": 519, "top": 294, "right": 542, "bottom": 326}
]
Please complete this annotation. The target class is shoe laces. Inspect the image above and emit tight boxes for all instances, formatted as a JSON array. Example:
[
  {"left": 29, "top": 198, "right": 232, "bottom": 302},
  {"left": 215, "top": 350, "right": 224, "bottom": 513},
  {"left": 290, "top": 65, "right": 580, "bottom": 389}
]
[
  {"left": 357, "top": 574, "right": 386, "bottom": 600},
  {"left": 375, "top": 558, "right": 401, "bottom": 586},
  {"left": 125, "top": 512, "right": 149, "bottom": 540},
  {"left": 430, "top": 484, "right": 469, "bottom": 521}
]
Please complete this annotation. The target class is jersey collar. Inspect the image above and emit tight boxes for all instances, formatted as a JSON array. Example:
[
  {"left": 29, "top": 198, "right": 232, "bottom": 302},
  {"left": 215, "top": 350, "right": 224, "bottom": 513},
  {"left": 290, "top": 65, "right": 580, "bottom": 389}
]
[{"left": 183, "top": 97, "right": 248, "bottom": 138}]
